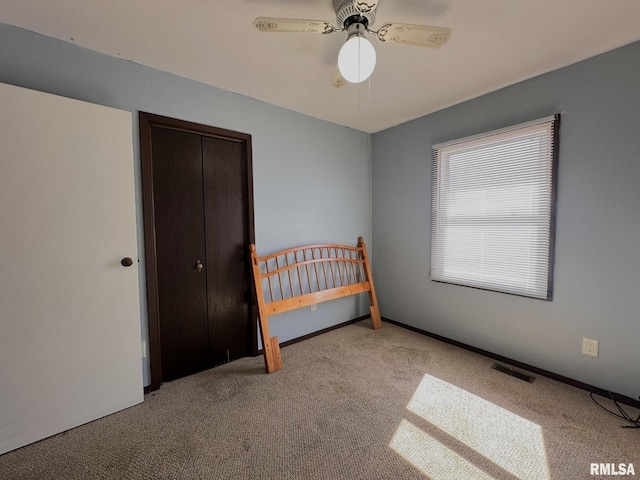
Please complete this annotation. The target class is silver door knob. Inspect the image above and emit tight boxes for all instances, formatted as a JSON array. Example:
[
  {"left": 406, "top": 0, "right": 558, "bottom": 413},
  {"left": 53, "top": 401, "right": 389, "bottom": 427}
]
[{"left": 195, "top": 260, "right": 204, "bottom": 272}]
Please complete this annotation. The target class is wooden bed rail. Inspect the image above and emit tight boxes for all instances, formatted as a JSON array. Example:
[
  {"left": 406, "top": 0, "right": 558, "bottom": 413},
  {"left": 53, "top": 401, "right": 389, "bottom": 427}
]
[{"left": 249, "top": 237, "right": 382, "bottom": 373}]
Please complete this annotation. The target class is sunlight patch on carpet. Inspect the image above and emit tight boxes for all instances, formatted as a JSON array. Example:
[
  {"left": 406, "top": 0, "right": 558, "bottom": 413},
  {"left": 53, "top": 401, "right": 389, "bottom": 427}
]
[
  {"left": 390, "top": 374, "right": 551, "bottom": 480},
  {"left": 391, "top": 419, "right": 495, "bottom": 480}
]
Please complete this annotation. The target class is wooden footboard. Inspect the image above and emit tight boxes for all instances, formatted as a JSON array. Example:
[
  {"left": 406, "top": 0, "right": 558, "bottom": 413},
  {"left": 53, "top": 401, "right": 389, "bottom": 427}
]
[{"left": 249, "top": 237, "right": 381, "bottom": 373}]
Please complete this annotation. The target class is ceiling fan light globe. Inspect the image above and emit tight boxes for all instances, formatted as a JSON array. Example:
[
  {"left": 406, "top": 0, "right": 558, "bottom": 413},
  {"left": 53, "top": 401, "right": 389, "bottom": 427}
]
[{"left": 338, "top": 35, "right": 376, "bottom": 83}]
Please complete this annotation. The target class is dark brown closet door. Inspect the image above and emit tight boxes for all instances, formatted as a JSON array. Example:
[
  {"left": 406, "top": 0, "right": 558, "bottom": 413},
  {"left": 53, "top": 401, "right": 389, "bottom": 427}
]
[
  {"left": 141, "top": 112, "right": 255, "bottom": 390},
  {"left": 202, "top": 137, "right": 252, "bottom": 366},
  {"left": 151, "top": 127, "right": 209, "bottom": 382}
]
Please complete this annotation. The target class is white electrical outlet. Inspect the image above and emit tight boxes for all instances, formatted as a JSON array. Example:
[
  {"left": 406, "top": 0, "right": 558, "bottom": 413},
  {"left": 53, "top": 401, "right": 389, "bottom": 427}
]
[
  {"left": 310, "top": 304, "right": 317, "bottom": 312},
  {"left": 581, "top": 337, "right": 599, "bottom": 357}
]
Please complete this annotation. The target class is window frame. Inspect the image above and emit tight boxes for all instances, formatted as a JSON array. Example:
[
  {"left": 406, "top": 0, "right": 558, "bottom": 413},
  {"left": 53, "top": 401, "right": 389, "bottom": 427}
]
[{"left": 430, "top": 115, "right": 560, "bottom": 300}]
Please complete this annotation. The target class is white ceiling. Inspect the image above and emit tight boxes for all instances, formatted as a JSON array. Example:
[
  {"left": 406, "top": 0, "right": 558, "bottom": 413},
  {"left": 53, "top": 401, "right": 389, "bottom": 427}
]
[{"left": 2, "top": 0, "right": 640, "bottom": 132}]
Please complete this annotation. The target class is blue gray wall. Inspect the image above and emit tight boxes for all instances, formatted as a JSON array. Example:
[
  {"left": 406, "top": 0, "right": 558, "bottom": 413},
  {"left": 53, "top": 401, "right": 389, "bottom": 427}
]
[
  {"left": 0, "top": 23, "right": 372, "bottom": 387},
  {"left": 372, "top": 41, "right": 640, "bottom": 399}
]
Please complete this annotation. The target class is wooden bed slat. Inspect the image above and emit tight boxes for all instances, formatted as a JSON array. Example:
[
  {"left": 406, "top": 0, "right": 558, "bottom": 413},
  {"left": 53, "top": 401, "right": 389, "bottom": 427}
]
[
  {"left": 249, "top": 237, "right": 381, "bottom": 373},
  {"left": 266, "top": 282, "right": 371, "bottom": 315}
]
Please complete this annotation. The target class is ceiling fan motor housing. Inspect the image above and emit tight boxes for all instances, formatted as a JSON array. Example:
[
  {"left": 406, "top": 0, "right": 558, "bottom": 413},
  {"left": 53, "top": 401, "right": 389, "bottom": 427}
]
[{"left": 334, "top": 0, "right": 376, "bottom": 28}]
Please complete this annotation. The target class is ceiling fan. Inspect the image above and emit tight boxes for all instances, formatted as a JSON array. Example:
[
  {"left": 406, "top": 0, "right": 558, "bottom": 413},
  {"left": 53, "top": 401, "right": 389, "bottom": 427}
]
[{"left": 253, "top": 0, "right": 451, "bottom": 87}]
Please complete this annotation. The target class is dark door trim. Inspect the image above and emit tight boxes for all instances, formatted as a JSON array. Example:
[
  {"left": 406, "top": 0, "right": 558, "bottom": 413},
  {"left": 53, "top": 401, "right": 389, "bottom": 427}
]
[{"left": 139, "top": 112, "right": 256, "bottom": 392}]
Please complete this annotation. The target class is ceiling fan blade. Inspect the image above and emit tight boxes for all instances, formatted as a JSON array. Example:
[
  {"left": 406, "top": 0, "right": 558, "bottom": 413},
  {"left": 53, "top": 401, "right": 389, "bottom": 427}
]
[
  {"left": 376, "top": 23, "right": 451, "bottom": 47},
  {"left": 331, "top": 65, "right": 347, "bottom": 88},
  {"left": 253, "top": 17, "right": 337, "bottom": 34},
  {"left": 353, "top": 1, "right": 379, "bottom": 15}
]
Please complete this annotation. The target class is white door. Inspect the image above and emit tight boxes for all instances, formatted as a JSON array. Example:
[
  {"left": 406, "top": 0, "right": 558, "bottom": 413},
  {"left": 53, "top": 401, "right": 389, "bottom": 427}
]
[{"left": 0, "top": 83, "right": 143, "bottom": 455}]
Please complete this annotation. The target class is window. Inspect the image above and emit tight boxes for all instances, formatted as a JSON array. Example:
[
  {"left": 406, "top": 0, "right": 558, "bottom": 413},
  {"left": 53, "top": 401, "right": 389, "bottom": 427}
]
[{"left": 431, "top": 115, "right": 560, "bottom": 300}]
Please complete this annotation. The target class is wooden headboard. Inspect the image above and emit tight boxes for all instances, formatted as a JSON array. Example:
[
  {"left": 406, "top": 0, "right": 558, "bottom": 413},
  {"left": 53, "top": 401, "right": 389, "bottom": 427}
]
[{"left": 249, "top": 237, "right": 381, "bottom": 373}]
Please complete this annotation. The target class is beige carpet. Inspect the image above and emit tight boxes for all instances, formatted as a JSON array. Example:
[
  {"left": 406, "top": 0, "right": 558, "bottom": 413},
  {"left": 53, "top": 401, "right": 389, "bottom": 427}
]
[{"left": 1, "top": 320, "right": 638, "bottom": 479}]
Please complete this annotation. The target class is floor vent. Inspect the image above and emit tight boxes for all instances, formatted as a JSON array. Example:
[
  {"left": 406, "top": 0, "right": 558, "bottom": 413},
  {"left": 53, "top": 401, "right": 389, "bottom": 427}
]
[{"left": 492, "top": 363, "right": 535, "bottom": 383}]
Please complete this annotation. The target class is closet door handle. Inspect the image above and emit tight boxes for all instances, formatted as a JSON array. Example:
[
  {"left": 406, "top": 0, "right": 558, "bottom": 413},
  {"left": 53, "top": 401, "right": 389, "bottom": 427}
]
[{"left": 195, "top": 260, "right": 204, "bottom": 272}]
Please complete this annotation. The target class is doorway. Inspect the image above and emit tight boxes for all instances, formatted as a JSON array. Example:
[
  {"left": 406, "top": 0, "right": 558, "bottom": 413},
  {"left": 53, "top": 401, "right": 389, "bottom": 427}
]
[{"left": 140, "top": 112, "right": 256, "bottom": 391}]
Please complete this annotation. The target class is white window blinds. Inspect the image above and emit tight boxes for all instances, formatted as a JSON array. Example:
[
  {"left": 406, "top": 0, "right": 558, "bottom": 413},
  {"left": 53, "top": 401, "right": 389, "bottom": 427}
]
[{"left": 431, "top": 115, "right": 559, "bottom": 300}]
